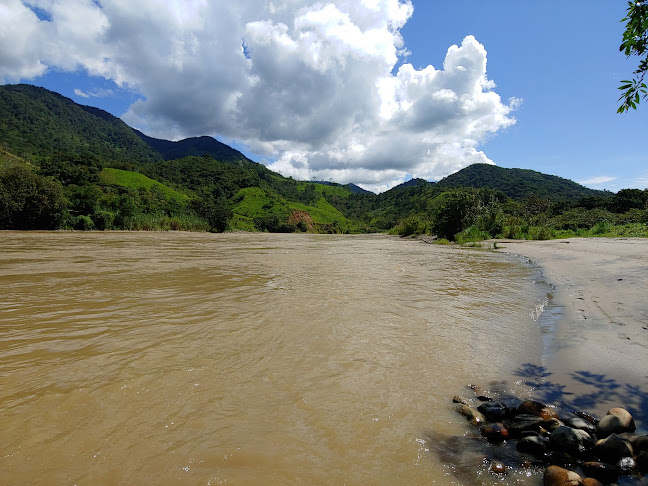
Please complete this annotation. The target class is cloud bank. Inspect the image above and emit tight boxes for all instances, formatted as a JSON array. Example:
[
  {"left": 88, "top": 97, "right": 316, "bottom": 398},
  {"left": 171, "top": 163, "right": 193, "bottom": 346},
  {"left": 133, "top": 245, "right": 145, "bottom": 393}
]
[{"left": 0, "top": 0, "right": 519, "bottom": 192}]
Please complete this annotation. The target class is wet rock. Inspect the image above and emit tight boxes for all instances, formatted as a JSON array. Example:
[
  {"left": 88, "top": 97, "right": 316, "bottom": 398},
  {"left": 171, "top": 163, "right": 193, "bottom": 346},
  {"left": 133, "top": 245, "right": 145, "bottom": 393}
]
[
  {"left": 540, "top": 408, "right": 561, "bottom": 421},
  {"left": 623, "top": 433, "right": 648, "bottom": 453},
  {"left": 549, "top": 426, "right": 593, "bottom": 455},
  {"left": 489, "top": 461, "right": 507, "bottom": 475},
  {"left": 457, "top": 404, "right": 486, "bottom": 425},
  {"left": 452, "top": 396, "right": 470, "bottom": 405},
  {"left": 636, "top": 450, "right": 648, "bottom": 474},
  {"left": 516, "top": 435, "right": 548, "bottom": 456},
  {"left": 543, "top": 465, "right": 582, "bottom": 486},
  {"left": 597, "top": 407, "right": 636, "bottom": 437},
  {"left": 565, "top": 416, "right": 597, "bottom": 435},
  {"left": 617, "top": 456, "right": 636, "bottom": 474},
  {"left": 480, "top": 423, "right": 509, "bottom": 443},
  {"left": 509, "top": 414, "right": 544, "bottom": 437},
  {"left": 518, "top": 399, "right": 547, "bottom": 416},
  {"left": 581, "top": 478, "right": 603, "bottom": 486},
  {"left": 594, "top": 433, "right": 633, "bottom": 463},
  {"left": 543, "top": 418, "right": 565, "bottom": 432},
  {"left": 477, "top": 401, "right": 509, "bottom": 422},
  {"left": 575, "top": 411, "right": 599, "bottom": 425},
  {"left": 580, "top": 461, "right": 619, "bottom": 484},
  {"left": 469, "top": 384, "right": 493, "bottom": 401},
  {"left": 517, "top": 399, "right": 560, "bottom": 421}
]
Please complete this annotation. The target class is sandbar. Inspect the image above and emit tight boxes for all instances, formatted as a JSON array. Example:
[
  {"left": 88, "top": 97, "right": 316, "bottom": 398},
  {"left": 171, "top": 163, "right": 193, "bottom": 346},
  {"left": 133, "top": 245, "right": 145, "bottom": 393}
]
[{"left": 495, "top": 237, "right": 648, "bottom": 421}]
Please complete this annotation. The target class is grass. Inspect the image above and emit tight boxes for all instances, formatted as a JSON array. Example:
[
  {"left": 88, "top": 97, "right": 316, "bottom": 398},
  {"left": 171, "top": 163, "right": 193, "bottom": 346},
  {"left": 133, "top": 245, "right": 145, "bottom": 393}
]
[
  {"left": 126, "top": 213, "right": 209, "bottom": 231},
  {"left": 231, "top": 186, "right": 360, "bottom": 232},
  {"left": 100, "top": 168, "right": 189, "bottom": 203},
  {"left": 0, "top": 147, "right": 32, "bottom": 169},
  {"left": 231, "top": 187, "right": 289, "bottom": 219}
]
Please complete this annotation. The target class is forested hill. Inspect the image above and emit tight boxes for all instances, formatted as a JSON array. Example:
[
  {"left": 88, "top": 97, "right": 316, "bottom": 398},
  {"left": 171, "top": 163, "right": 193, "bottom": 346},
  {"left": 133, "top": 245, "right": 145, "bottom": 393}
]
[
  {"left": 436, "top": 163, "right": 607, "bottom": 200},
  {"left": 0, "top": 84, "right": 162, "bottom": 163},
  {"left": 0, "top": 84, "right": 252, "bottom": 165},
  {"left": 134, "top": 130, "right": 248, "bottom": 164}
]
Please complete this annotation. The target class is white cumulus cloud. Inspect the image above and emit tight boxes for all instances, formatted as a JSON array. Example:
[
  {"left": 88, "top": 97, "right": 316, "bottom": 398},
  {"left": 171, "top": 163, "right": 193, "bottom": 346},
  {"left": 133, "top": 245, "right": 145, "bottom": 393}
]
[{"left": 0, "top": 0, "right": 519, "bottom": 192}]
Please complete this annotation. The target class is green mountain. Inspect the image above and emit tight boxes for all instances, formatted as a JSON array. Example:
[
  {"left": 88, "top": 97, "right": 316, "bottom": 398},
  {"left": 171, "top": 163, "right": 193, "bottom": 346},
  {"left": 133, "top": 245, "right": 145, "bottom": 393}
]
[
  {"left": 0, "top": 84, "right": 162, "bottom": 163},
  {"left": 436, "top": 163, "right": 606, "bottom": 200},
  {"left": 134, "top": 130, "right": 248, "bottom": 164}
]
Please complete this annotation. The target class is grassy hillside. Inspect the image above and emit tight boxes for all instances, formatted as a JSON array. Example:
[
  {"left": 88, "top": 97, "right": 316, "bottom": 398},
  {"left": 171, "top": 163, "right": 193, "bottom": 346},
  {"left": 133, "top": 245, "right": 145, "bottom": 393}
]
[{"left": 100, "top": 168, "right": 190, "bottom": 203}]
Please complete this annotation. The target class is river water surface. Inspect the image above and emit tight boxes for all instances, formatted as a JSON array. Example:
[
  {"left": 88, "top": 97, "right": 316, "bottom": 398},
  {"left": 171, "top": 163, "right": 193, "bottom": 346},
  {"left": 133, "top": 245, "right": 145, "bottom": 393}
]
[{"left": 0, "top": 232, "right": 549, "bottom": 485}]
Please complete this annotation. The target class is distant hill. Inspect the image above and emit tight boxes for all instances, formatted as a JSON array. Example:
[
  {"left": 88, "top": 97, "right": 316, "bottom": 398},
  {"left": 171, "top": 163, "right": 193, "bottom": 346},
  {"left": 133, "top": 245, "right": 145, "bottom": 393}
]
[
  {"left": 0, "top": 84, "right": 253, "bottom": 166},
  {"left": 313, "top": 180, "right": 374, "bottom": 195},
  {"left": 0, "top": 84, "right": 162, "bottom": 163},
  {"left": 134, "top": 130, "right": 248, "bottom": 164},
  {"left": 392, "top": 178, "right": 430, "bottom": 190},
  {"left": 436, "top": 163, "right": 607, "bottom": 200}
]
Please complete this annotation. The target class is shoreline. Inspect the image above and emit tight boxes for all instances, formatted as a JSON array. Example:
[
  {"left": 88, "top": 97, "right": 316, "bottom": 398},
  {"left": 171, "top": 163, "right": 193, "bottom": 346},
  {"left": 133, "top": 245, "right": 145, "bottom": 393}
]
[{"left": 494, "top": 237, "right": 648, "bottom": 424}]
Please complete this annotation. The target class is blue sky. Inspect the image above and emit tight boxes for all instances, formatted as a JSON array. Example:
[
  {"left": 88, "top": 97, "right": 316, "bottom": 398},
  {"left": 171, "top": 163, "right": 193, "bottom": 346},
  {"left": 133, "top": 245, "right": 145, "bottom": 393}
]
[
  {"left": 1, "top": 0, "right": 646, "bottom": 193},
  {"left": 398, "top": 1, "right": 648, "bottom": 191}
]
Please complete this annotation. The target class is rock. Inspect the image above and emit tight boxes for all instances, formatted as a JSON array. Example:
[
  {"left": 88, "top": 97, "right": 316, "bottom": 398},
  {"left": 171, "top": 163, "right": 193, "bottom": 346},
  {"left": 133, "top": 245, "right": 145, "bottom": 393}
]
[
  {"left": 469, "top": 384, "right": 493, "bottom": 401},
  {"left": 597, "top": 407, "right": 636, "bottom": 437},
  {"left": 480, "top": 422, "right": 509, "bottom": 443},
  {"left": 636, "top": 450, "right": 648, "bottom": 474},
  {"left": 457, "top": 404, "right": 486, "bottom": 425},
  {"left": 509, "top": 415, "right": 544, "bottom": 437},
  {"left": 617, "top": 456, "right": 636, "bottom": 474},
  {"left": 477, "top": 401, "right": 509, "bottom": 422},
  {"left": 550, "top": 426, "right": 593, "bottom": 455},
  {"left": 594, "top": 433, "right": 633, "bottom": 463},
  {"left": 516, "top": 435, "right": 548, "bottom": 456},
  {"left": 580, "top": 462, "right": 619, "bottom": 484},
  {"left": 574, "top": 411, "right": 599, "bottom": 425},
  {"left": 608, "top": 407, "right": 635, "bottom": 429},
  {"left": 565, "top": 416, "right": 597, "bottom": 435},
  {"left": 518, "top": 399, "right": 547, "bottom": 416},
  {"left": 489, "top": 461, "right": 507, "bottom": 475},
  {"left": 517, "top": 399, "right": 559, "bottom": 420},
  {"left": 542, "top": 418, "right": 565, "bottom": 432},
  {"left": 540, "top": 408, "right": 560, "bottom": 421},
  {"left": 581, "top": 478, "right": 603, "bottom": 486},
  {"left": 623, "top": 433, "right": 648, "bottom": 453},
  {"left": 452, "top": 395, "right": 470, "bottom": 405},
  {"left": 543, "top": 465, "right": 582, "bottom": 486}
]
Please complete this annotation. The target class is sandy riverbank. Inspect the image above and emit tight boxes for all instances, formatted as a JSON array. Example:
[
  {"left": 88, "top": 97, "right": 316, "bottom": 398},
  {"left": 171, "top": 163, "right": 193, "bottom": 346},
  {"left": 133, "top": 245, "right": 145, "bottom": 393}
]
[{"left": 495, "top": 237, "right": 648, "bottom": 422}]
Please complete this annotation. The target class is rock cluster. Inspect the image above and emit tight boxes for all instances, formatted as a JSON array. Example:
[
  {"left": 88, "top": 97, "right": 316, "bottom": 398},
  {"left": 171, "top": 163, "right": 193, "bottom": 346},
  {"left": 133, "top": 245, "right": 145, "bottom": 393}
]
[{"left": 453, "top": 390, "right": 648, "bottom": 485}]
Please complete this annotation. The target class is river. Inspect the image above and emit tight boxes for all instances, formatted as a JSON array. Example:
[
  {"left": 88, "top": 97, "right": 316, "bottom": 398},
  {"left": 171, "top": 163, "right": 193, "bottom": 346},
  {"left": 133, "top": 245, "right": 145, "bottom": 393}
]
[{"left": 0, "top": 232, "right": 550, "bottom": 485}]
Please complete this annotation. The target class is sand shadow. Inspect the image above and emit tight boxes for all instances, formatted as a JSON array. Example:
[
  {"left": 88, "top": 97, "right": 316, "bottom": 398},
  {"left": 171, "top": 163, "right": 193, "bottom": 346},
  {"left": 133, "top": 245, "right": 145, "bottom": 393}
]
[{"left": 513, "top": 363, "right": 648, "bottom": 427}]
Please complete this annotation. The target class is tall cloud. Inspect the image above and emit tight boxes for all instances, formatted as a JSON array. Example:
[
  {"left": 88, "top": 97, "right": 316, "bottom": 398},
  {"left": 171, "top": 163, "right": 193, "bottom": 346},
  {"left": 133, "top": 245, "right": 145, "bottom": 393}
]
[{"left": 0, "top": 0, "right": 518, "bottom": 192}]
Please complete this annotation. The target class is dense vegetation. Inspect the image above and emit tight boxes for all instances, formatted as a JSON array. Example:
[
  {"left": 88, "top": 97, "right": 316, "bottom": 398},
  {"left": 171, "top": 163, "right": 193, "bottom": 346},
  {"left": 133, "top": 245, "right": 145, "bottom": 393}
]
[{"left": 1, "top": 84, "right": 647, "bottom": 240}]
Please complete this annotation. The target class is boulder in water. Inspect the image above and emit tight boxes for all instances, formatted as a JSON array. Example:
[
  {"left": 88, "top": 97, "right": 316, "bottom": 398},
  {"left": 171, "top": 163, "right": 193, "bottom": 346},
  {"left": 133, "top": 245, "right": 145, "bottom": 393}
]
[
  {"left": 580, "top": 461, "right": 618, "bottom": 484},
  {"left": 456, "top": 404, "right": 486, "bottom": 425},
  {"left": 480, "top": 422, "right": 509, "bottom": 443},
  {"left": 477, "top": 401, "right": 509, "bottom": 422},
  {"left": 543, "top": 465, "right": 582, "bottom": 486},
  {"left": 594, "top": 433, "right": 633, "bottom": 463},
  {"left": 597, "top": 407, "right": 636, "bottom": 437}
]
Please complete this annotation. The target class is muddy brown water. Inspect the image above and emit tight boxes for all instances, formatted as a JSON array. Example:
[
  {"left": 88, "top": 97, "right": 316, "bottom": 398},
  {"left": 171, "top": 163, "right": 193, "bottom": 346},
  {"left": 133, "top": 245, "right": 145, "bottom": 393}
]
[{"left": 0, "top": 232, "right": 550, "bottom": 485}]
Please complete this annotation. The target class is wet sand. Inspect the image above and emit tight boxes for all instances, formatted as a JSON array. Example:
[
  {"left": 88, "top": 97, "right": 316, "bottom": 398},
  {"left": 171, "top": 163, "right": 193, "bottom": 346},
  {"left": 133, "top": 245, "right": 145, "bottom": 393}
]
[{"left": 495, "top": 237, "right": 648, "bottom": 422}]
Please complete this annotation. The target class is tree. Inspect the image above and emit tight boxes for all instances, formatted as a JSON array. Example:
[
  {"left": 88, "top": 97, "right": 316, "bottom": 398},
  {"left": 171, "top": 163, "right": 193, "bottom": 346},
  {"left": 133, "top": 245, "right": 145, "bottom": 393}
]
[
  {"left": 618, "top": 0, "right": 648, "bottom": 112},
  {"left": 0, "top": 165, "right": 66, "bottom": 229}
]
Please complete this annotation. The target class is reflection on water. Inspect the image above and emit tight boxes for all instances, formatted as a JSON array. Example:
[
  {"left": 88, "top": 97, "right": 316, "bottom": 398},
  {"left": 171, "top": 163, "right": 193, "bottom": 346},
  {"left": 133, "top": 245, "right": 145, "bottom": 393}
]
[{"left": 0, "top": 232, "right": 547, "bottom": 485}]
